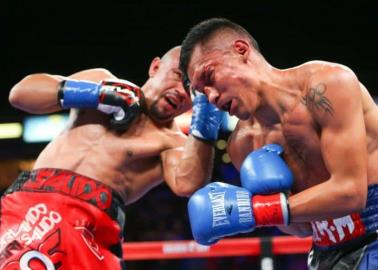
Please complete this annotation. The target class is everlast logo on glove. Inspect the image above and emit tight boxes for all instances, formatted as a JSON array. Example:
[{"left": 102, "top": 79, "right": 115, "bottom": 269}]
[
  {"left": 209, "top": 191, "right": 230, "bottom": 228},
  {"left": 236, "top": 191, "right": 253, "bottom": 224}
]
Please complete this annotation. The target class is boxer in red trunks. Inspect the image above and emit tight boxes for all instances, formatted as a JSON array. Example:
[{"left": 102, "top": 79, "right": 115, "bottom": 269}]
[{"left": 2, "top": 46, "right": 219, "bottom": 269}]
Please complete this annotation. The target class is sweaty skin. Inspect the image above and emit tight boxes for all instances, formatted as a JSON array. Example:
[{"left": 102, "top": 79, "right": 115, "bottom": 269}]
[
  {"left": 187, "top": 39, "right": 378, "bottom": 231},
  {"left": 9, "top": 47, "right": 214, "bottom": 205}
]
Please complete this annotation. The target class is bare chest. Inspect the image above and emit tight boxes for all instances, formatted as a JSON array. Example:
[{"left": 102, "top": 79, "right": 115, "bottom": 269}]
[
  {"left": 229, "top": 109, "right": 330, "bottom": 193},
  {"left": 281, "top": 110, "right": 330, "bottom": 192}
]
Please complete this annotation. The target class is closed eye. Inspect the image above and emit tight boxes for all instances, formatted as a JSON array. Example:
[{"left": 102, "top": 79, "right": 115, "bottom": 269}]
[
  {"left": 204, "top": 66, "right": 214, "bottom": 86},
  {"left": 172, "top": 69, "right": 182, "bottom": 80},
  {"left": 206, "top": 72, "right": 213, "bottom": 86}
]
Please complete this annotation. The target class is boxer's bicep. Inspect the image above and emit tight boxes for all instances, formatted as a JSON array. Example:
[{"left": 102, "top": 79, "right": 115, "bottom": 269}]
[
  {"left": 288, "top": 71, "right": 367, "bottom": 222},
  {"left": 317, "top": 70, "right": 367, "bottom": 205}
]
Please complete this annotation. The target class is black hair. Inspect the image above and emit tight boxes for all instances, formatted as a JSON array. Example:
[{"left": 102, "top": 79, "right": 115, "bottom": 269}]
[{"left": 179, "top": 18, "right": 260, "bottom": 90}]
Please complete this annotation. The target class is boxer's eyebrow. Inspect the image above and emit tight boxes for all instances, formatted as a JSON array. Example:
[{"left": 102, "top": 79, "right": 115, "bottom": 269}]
[{"left": 191, "top": 66, "right": 207, "bottom": 93}]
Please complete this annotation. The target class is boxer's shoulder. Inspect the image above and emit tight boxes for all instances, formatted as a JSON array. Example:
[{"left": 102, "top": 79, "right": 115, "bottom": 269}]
[
  {"left": 301, "top": 60, "right": 352, "bottom": 73},
  {"left": 115, "top": 116, "right": 186, "bottom": 152},
  {"left": 299, "top": 64, "right": 361, "bottom": 126},
  {"left": 303, "top": 61, "right": 357, "bottom": 91}
]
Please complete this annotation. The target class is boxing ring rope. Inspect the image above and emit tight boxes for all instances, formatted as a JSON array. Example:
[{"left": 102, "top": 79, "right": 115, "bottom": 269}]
[{"left": 122, "top": 236, "right": 312, "bottom": 260}]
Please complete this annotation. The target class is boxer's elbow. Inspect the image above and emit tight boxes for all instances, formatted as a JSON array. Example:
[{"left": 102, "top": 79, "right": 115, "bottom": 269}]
[
  {"left": 172, "top": 181, "right": 196, "bottom": 197},
  {"left": 171, "top": 176, "right": 202, "bottom": 197},
  {"left": 9, "top": 74, "right": 43, "bottom": 109},
  {"left": 339, "top": 180, "right": 367, "bottom": 213},
  {"left": 9, "top": 80, "right": 25, "bottom": 109},
  {"left": 173, "top": 189, "right": 194, "bottom": 198},
  {"left": 349, "top": 191, "right": 367, "bottom": 213},
  {"left": 9, "top": 73, "right": 61, "bottom": 113}
]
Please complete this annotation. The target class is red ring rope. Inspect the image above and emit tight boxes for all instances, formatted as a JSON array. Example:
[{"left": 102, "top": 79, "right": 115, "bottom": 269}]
[{"left": 122, "top": 236, "right": 312, "bottom": 260}]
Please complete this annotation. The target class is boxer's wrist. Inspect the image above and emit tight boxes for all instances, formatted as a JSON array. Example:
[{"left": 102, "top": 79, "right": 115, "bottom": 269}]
[
  {"left": 58, "top": 79, "right": 100, "bottom": 109},
  {"left": 252, "top": 192, "right": 290, "bottom": 226},
  {"left": 190, "top": 133, "right": 216, "bottom": 146},
  {"left": 189, "top": 93, "right": 224, "bottom": 142}
]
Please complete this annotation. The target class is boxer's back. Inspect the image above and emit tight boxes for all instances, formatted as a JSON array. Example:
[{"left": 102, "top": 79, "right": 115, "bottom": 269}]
[{"left": 33, "top": 110, "right": 186, "bottom": 204}]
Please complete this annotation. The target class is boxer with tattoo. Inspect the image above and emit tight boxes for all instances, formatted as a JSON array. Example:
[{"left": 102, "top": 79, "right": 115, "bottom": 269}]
[{"left": 180, "top": 18, "right": 378, "bottom": 269}]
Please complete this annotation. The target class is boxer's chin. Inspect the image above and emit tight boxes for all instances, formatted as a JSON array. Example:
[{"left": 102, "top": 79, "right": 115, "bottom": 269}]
[{"left": 148, "top": 103, "right": 174, "bottom": 124}]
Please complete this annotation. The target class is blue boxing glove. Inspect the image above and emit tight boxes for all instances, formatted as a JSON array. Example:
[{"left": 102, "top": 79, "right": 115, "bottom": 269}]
[
  {"left": 188, "top": 182, "right": 254, "bottom": 245},
  {"left": 188, "top": 181, "right": 290, "bottom": 245},
  {"left": 58, "top": 79, "right": 144, "bottom": 131},
  {"left": 240, "top": 144, "right": 293, "bottom": 194},
  {"left": 190, "top": 92, "right": 225, "bottom": 142}
]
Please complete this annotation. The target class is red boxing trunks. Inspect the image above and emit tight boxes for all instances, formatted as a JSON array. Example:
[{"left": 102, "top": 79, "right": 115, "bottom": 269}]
[
  {"left": 308, "top": 184, "right": 378, "bottom": 269},
  {"left": 0, "top": 168, "right": 126, "bottom": 270}
]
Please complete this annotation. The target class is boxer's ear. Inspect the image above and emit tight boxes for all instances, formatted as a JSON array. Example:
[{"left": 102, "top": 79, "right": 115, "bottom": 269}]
[
  {"left": 148, "top": 57, "right": 161, "bottom": 77},
  {"left": 233, "top": 40, "right": 249, "bottom": 57}
]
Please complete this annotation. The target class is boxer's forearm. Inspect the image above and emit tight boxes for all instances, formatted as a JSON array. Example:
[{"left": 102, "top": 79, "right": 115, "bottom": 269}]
[
  {"left": 165, "top": 92, "right": 223, "bottom": 196},
  {"left": 177, "top": 135, "right": 214, "bottom": 187},
  {"left": 277, "top": 223, "right": 313, "bottom": 237},
  {"left": 289, "top": 178, "right": 366, "bottom": 222},
  {"left": 162, "top": 136, "right": 214, "bottom": 197},
  {"left": 9, "top": 69, "right": 117, "bottom": 114},
  {"left": 9, "top": 73, "right": 64, "bottom": 114}
]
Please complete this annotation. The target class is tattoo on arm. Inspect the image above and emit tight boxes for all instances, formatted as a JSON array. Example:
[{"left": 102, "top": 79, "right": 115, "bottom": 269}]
[{"left": 301, "top": 83, "right": 334, "bottom": 115}]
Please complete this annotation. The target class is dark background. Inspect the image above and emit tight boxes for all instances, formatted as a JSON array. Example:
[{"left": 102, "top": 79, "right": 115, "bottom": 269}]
[
  {"left": 1, "top": 1, "right": 377, "bottom": 269},
  {"left": 2, "top": 0, "right": 377, "bottom": 118},
  {"left": 2, "top": 0, "right": 377, "bottom": 158}
]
